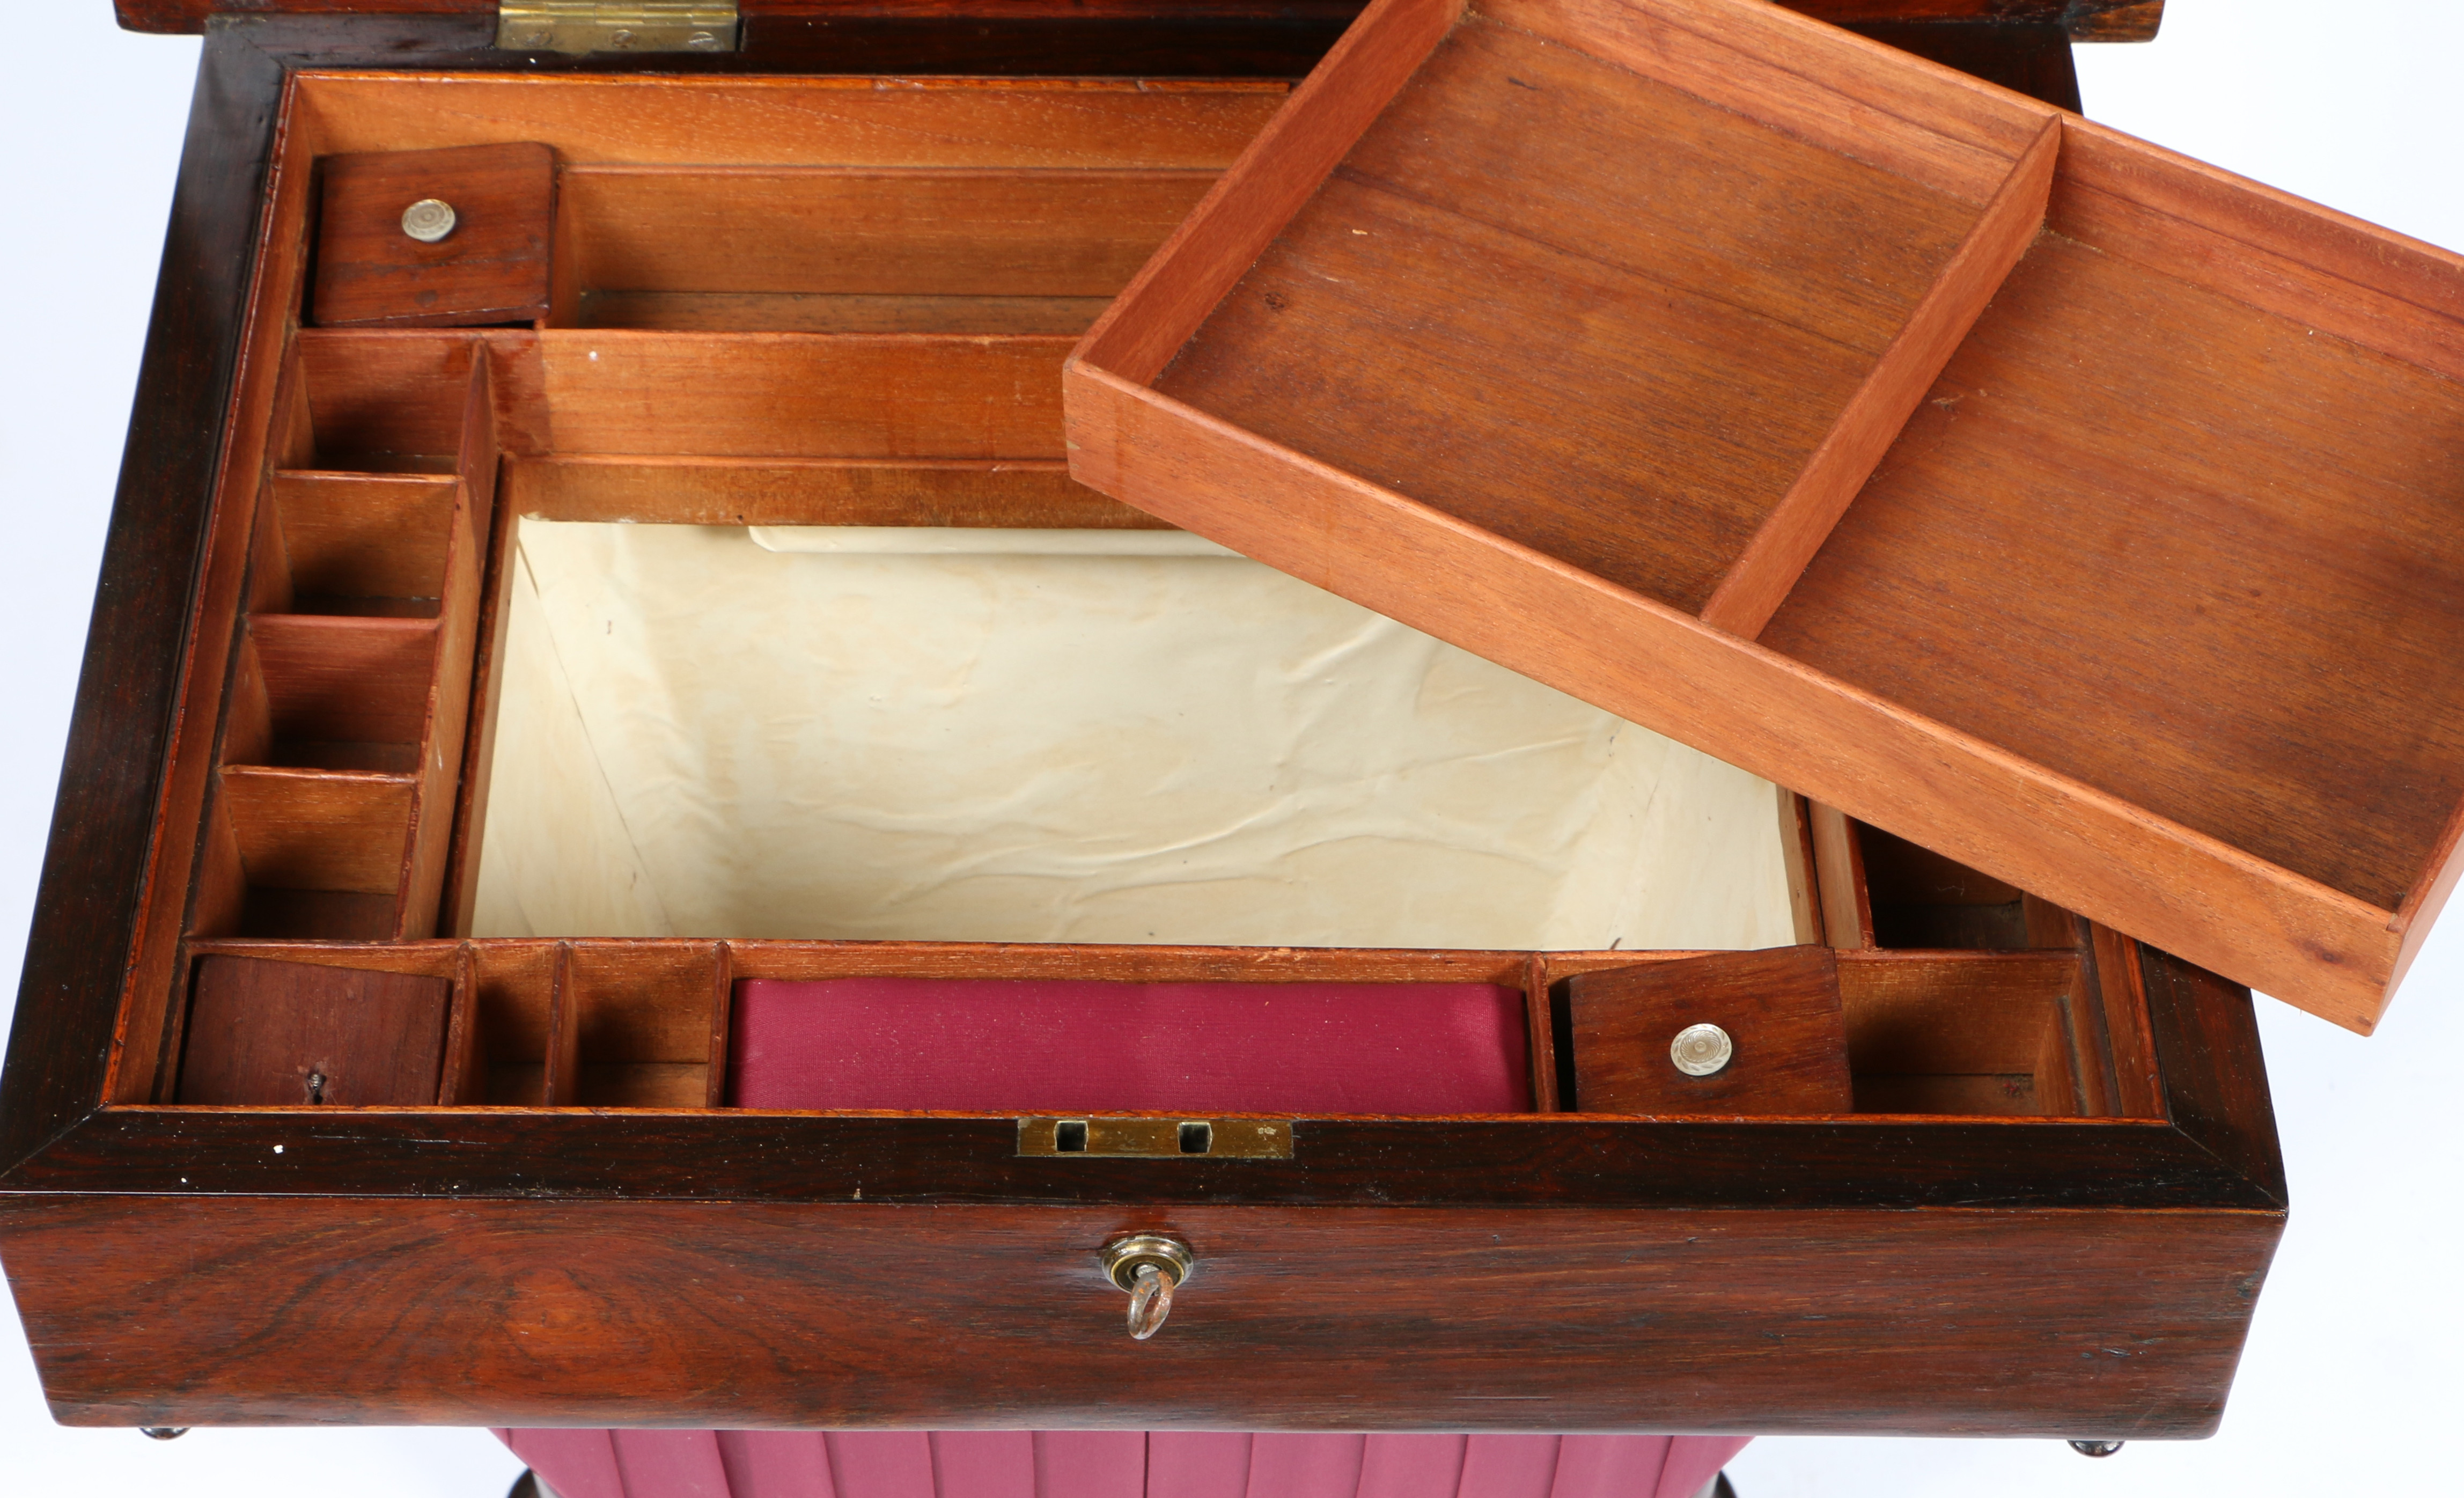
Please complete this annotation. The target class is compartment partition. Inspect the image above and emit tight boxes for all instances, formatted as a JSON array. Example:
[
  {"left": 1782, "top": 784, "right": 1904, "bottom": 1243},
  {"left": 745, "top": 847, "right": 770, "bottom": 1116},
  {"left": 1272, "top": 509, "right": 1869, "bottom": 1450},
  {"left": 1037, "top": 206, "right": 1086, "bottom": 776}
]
[{"left": 202, "top": 334, "right": 495, "bottom": 942}]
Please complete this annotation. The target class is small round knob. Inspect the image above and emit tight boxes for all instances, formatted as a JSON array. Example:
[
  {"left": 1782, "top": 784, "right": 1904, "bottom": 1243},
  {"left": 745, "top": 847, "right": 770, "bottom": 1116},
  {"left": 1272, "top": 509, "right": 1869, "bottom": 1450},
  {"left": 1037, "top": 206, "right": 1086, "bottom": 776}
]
[
  {"left": 2069, "top": 1440, "right": 2125, "bottom": 1458},
  {"left": 401, "top": 199, "right": 458, "bottom": 244},
  {"left": 1670, "top": 1022, "right": 1733, "bottom": 1077},
  {"left": 140, "top": 1427, "right": 189, "bottom": 1441}
]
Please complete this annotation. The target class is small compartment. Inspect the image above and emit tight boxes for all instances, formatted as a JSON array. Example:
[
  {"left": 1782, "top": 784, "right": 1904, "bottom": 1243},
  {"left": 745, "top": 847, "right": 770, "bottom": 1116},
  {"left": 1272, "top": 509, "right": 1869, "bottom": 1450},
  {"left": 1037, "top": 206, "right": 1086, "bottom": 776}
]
[
  {"left": 285, "top": 329, "right": 479, "bottom": 473},
  {"left": 230, "top": 615, "right": 440, "bottom": 772},
  {"left": 214, "top": 766, "right": 415, "bottom": 941},
  {"left": 258, "top": 471, "right": 461, "bottom": 618},
  {"left": 564, "top": 942, "right": 727, "bottom": 1108}
]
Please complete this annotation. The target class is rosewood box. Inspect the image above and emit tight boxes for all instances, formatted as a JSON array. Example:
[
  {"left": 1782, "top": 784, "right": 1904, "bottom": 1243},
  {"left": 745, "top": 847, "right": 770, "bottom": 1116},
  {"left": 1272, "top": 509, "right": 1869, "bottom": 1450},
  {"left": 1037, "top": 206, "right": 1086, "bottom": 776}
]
[{"left": 0, "top": 0, "right": 2303, "bottom": 1444}]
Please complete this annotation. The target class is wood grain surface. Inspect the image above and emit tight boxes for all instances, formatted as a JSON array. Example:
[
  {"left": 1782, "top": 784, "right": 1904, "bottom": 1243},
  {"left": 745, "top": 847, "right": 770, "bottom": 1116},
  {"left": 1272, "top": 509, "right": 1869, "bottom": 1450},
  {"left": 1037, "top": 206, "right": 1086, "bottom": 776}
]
[
  {"left": 1154, "top": 11, "right": 1988, "bottom": 613},
  {"left": 313, "top": 143, "right": 556, "bottom": 328},
  {"left": 175, "top": 956, "right": 451, "bottom": 1107},
  {"left": 114, "top": 0, "right": 2167, "bottom": 45},
  {"left": 0, "top": 1194, "right": 2266, "bottom": 1435},
  {"left": 1569, "top": 948, "right": 1853, "bottom": 1114},
  {"left": 1761, "top": 229, "right": 2464, "bottom": 917},
  {"left": 1070, "top": 0, "right": 2463, "bottom": 1031}
]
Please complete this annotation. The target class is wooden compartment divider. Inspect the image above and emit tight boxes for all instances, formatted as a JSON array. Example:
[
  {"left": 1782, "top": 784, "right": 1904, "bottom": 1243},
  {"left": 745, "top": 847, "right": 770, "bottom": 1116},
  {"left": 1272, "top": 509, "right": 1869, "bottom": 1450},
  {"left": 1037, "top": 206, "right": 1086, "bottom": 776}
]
[{"left": 204, "top": 335, "right": 496, "bottom": 943}]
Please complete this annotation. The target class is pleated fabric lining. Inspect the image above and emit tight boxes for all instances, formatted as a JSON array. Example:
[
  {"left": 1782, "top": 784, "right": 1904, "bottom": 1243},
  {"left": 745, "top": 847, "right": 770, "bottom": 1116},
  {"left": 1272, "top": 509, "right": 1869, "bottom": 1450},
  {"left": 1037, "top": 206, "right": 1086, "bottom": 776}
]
[{"left": 497, "top": 1430, "right": 1748, "bottom": 1498}]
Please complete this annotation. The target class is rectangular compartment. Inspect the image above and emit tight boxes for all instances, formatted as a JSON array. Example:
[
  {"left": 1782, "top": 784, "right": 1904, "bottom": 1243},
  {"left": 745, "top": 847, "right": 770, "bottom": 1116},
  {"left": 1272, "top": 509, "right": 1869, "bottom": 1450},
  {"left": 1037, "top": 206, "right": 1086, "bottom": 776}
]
[{"left": 1065, "top": 0, "right": 2464, "bottom": 1032}]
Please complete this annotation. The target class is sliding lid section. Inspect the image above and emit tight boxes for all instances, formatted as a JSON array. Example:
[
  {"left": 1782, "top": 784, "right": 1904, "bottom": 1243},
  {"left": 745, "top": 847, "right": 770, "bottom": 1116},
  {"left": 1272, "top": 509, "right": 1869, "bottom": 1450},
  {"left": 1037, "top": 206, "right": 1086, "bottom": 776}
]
[{"left": 1063, "top": 0, "right": 2464, "bottom": 1035}]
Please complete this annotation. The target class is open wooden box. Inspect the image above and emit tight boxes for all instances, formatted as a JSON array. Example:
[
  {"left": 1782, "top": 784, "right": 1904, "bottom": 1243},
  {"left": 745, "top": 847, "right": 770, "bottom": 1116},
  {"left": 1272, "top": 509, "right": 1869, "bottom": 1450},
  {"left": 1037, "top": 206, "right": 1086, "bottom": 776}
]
[
  {"left": 1068, "top": 0, "right": 2464, "bottom": 1038},
  {"left": 1, "top": 0, "right": 2283, "bottom": 1442}
]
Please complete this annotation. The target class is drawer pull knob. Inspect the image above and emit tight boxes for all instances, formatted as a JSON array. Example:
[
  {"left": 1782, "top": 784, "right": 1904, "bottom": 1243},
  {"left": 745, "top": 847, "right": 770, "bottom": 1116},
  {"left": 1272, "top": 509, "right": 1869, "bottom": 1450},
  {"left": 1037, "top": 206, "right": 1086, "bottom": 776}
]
[
  {"left": 1100, "top": 1233, "right": 1195, "bottom": 1341},
  {"left": 1669, "top": 1022, "right": 1734, "bottom": 1077},
  {"left": 401, "top": 199, "right": 458, "bottom": 244}
]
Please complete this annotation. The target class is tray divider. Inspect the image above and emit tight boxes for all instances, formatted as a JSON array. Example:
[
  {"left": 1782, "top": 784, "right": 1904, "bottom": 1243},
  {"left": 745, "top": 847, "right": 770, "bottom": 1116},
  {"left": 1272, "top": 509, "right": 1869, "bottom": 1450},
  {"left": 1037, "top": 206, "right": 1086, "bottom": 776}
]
[{"left": 1698, "top": 115, "right": 2060, "bottom": 637}]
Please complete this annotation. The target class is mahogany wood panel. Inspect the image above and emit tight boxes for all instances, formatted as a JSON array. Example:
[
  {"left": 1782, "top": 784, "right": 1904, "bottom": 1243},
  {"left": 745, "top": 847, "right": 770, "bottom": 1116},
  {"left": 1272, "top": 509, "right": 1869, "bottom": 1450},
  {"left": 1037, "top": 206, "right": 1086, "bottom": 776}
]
[
  {"left": 174, "top": 956, "right": 451, "bottom": 1107},
  {"left": 571, "top": 291, "right": 1113, "bottom": 335},
  {"left": 0, "top": 1195, "right": 2264, "bottom": 1434},
  {"left": 560, "top": 167, "right": 1218, "bottom": 302},
  {"left": 504, "top": 457, "right": 1169, "bottom": 529},
  {"left": 116, "top": 1, "right": 2166, "bottom": 44},
  {"left": 314, "top": 143, "right": 556, "bottom": 328},
  {"left": 1568, "top": 949, "right": 1853, "bottom": 1114},
  {"left": 538, "top": 332, "right": 1073, "bottom": 459},
  {"left": 295, "top": 76, "right": 1290, "bottom": 170}
]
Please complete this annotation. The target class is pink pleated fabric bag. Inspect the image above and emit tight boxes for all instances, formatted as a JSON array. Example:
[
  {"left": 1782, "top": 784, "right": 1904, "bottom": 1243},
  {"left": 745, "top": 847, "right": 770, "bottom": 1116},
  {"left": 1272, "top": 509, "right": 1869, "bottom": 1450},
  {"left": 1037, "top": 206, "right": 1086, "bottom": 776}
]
[
  {"left": 495, "top": 1429, "right": 1749, "bottom": 1498},
  {"left": 498, "top": 979, "right": 1746, "bottom": 1498}
]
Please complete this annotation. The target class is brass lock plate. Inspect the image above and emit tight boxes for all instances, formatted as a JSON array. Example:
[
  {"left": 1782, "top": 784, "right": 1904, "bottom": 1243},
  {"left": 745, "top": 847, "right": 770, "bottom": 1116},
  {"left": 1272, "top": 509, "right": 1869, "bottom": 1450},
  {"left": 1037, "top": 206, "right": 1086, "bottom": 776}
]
[{"left": 1017, "top": 1116, "right": 1293, "bottom": 1159}]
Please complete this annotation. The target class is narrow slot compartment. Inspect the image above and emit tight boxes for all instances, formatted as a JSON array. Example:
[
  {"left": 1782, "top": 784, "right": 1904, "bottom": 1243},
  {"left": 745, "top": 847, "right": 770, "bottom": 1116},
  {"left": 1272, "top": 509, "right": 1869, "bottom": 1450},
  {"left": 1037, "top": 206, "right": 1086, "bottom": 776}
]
[
  {"left": 564, "top": 942, "right": 724, "bottom": 1107},
  {"left": 216, "top": 766, "right": 415, "bottom": 939},
  {"left": 555, "top": 165, "right": 1217, "bottom": 335},
  {"left": 469, "top": 941, "right": 560, "bottom": 1104}
]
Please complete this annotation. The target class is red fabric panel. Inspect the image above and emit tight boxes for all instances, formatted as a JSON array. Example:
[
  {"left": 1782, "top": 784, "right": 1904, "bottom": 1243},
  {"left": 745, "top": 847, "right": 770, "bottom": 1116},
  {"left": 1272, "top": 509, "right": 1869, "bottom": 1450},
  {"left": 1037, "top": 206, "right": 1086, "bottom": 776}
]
[
  {"left": 1147, "top": 1433, "right": 1252, "bottom": 1498},
  {"left": 718, "top": 1431, "right": 836, "bottom": 1498},
  {"left": 614, "top": 1431, "right": 731, "bottom": 1498},
  {"left": 1357, "top": 1434, "right": 1470, "bottom": 1498},
  {"left": 931, "top": 1433, "right": 1035, "bottom": 1498},
  {"left": 1035, "top": 1431, "right": 1147, "bottom": 1498},
  {"left": 827, "top": 1432, "right": 936, "bottom": 1498},
  {"left": 1547, "top": 1435, "right": 1670, "bottom": 1498},
  {"left": 1243, "top": 1434, "right": 1367, "bottom": 1498},
  {"left": 1649, "top": 1437, "right": 1752, "bottom": 1498},
  {"left": 506, "top": 1429, "right": 624, "bottom": 1498},
  {"left": 1458, "top": 1435, "right": 1563, "bottom": 1498},
  {"left": 729, "top": 978, "right": 1531, "bottom": 1113}
]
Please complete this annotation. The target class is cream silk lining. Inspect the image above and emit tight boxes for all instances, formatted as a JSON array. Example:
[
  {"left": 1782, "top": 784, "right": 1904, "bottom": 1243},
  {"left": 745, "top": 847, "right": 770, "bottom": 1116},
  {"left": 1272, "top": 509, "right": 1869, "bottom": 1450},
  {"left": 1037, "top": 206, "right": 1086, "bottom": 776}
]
[{"left": 469, "top": 520, "right": 1800, "bottom": 949}]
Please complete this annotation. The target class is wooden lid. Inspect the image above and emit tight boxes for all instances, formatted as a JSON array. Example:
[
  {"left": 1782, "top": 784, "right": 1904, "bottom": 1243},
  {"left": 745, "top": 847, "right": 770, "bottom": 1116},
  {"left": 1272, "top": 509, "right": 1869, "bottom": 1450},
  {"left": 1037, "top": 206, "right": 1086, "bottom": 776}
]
[
  {"left": 112, "top": 1, "right": 2161, "bottom": 41},
  {"left": 1065, "top": 0, "right": 2464, "bottom": 1035}
]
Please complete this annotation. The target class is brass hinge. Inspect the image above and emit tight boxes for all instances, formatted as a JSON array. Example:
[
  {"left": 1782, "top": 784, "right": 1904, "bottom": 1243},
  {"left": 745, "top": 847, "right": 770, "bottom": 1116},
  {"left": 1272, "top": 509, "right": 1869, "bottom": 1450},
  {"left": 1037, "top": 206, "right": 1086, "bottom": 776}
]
[{"left": 497, "top": 2, "right": 740, "bottom": 56}]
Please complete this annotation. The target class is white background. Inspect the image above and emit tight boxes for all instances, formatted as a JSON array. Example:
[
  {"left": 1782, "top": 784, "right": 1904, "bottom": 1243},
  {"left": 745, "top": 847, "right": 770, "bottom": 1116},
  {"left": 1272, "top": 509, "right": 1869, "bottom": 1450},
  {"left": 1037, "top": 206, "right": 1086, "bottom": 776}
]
[{"left": 0, "top": 3, "right": 2455, "bottom": 1494}]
